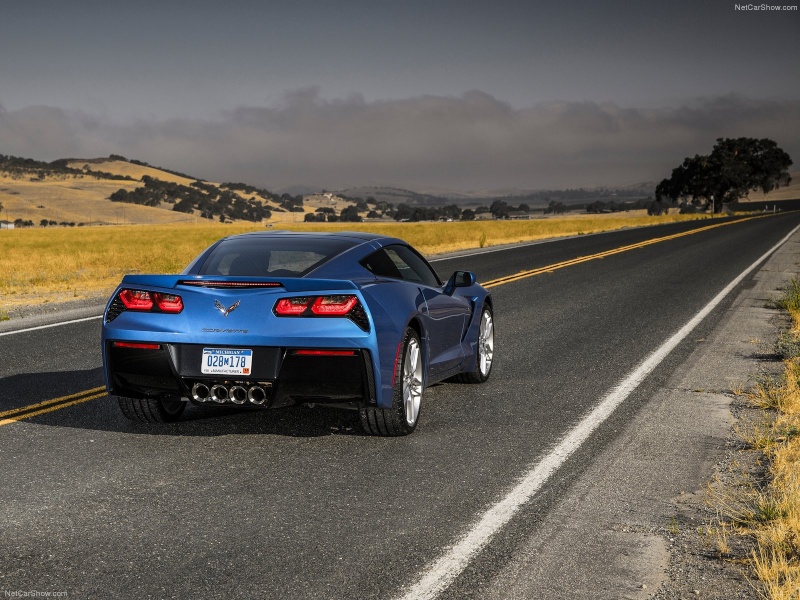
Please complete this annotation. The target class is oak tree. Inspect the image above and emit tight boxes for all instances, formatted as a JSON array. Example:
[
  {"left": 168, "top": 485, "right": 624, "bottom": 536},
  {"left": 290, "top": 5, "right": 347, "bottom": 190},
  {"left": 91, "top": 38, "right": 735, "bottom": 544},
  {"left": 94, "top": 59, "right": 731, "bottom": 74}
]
[{"left": 656, "top": 138, "right": 792, "bottom": 213}]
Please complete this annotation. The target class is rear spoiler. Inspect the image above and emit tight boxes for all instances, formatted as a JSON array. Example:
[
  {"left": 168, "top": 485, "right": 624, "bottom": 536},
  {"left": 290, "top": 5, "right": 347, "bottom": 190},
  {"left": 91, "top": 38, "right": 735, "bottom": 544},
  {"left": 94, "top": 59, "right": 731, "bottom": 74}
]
[{"left": 119, "top": 274, "right": 358, "bottom": 293}]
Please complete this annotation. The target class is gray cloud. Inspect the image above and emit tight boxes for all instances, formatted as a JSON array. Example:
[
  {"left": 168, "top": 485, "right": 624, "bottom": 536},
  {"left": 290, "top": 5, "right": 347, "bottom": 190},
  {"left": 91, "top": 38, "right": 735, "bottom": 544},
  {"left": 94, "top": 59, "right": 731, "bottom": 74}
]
[{"left": 1, "top": 91, "right": 798, "bottom": 192}]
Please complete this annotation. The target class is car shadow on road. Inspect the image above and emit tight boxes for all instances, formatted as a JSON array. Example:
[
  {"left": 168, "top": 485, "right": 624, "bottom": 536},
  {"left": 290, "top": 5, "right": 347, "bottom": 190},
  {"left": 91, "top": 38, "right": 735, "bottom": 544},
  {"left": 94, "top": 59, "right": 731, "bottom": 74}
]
[{"left": 1, "top": 369, "right": 366, "bottom": 438}]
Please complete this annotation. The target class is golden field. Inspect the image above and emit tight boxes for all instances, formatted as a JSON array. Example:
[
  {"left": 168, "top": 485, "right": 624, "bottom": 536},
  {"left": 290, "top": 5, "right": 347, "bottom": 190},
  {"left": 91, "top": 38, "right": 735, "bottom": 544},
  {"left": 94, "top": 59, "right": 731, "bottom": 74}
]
[
  {"left": 67, "top": 159, "right": 199, "bottom": 187},
  {"left": 0, "top": 171, "right": 194, "bottom": 226},
  {"left": 0, "top": 213, "right": 711, "bottom": 314}
]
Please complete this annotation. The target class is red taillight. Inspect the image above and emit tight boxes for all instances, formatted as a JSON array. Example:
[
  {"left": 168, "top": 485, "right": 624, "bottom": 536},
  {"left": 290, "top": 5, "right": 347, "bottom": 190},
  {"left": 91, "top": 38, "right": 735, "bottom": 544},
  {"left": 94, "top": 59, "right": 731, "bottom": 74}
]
[
  {"left": 153, "top": 292, "right": 183, "bottom": 313},
  {"left": 294, "top": 349, "right": 357, "bottom": 357},
  {"left": 274, "top": 295, "right": 360, "bottom": 318},
  {"left": 274, "top": 297, "right": 313, "bottom": 315},
  {"left": 118, "top": 289, "right": 183, "bottom": 313},
  {"left": 113, "top": 342, "right": 161, "bottom": 350},
  {"left": 310, "top": 295, "right": 358, "bottom": 315},
  {"left": 119, "top": 289, "right": 154, "bottom": 310}
]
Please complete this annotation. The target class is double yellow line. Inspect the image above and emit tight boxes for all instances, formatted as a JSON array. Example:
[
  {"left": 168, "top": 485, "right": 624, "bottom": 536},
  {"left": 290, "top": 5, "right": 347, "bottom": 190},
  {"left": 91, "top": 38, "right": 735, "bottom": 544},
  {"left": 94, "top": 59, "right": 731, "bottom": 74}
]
[
  {"left": 0, "top": 387, "right": 107, "bottom": 427},
  {"left": 482, "top": 216, "right": 765, "bottom": 288}
]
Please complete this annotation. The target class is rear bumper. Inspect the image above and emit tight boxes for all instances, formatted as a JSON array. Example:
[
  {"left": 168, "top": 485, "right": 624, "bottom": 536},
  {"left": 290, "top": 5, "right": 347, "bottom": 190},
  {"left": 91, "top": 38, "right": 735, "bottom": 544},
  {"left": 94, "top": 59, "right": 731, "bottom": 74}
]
[{"left": 105, "top": 342, "right": 377, "bottom": 409}]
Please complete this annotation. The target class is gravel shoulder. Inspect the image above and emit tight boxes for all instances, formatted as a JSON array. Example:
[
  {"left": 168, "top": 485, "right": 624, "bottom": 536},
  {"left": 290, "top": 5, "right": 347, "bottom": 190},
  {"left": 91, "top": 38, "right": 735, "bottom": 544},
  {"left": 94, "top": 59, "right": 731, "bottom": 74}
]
[{"left": 0, "top": 293, "right": 107, "bottom": 334}]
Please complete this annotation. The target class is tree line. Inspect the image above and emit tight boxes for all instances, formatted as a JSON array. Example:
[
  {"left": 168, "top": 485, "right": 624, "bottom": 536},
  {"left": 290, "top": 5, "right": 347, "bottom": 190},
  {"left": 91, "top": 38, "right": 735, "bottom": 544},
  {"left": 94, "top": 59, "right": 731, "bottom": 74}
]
[
  {"left": 110, "top": 177, "right": 274, "bottom": 222},
  {"left": 0, "top": 154, "right": 134, "bottom": 181},
  {"left": 221, "top": 182, "right": 305, "bottom": 212}
]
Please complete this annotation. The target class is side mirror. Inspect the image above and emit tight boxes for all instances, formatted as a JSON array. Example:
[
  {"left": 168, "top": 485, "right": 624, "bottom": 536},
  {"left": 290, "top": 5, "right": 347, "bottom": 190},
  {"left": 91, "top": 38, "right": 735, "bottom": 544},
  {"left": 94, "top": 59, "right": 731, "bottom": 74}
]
[{"left": 445, "top": 270, "right": 477, "bottom": 295}]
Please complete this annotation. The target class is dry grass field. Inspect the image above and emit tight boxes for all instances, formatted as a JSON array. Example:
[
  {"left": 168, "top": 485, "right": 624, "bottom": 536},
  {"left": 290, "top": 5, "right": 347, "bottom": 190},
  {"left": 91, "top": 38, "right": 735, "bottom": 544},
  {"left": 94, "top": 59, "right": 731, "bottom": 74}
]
[
  {"left": 1, "top": 159, "right": 304, "bottom": 226},
  {"left": 73, "top": 159, "right": 318, "bottom": 223},
  {"left": 0, "top": 213, "right": 711, "bottom": 315},
  {"left": 68, "top": 159, "right": 198, "bottom": 187},
  {"left": 0, "top": 171, "right": 195, "bottom": 226}
]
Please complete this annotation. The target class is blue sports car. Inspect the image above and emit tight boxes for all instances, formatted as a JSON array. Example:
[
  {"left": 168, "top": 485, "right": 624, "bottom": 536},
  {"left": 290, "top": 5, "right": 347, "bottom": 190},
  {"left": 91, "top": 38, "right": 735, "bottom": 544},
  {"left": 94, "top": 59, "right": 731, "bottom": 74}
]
[{"left": 101, "top": 231, "right": 494, "bottom": 435}]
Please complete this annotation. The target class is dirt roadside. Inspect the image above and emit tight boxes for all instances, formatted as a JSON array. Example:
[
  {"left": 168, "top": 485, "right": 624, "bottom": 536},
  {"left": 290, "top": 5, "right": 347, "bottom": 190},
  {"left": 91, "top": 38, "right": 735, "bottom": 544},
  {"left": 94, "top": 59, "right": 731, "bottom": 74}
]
[
  {"left": 0, "top": 293, "right": 109, "bottom": 334},
  {"left": 647, "top": 241, "right": 800, "bottom": 598}
]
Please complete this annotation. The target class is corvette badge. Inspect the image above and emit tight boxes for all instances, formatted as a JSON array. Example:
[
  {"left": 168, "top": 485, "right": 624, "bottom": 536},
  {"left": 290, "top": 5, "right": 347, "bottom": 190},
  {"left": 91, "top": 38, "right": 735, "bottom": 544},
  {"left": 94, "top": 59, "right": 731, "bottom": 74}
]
[{"left": 214, "top": 299, "right": 240, "bottom": 317}]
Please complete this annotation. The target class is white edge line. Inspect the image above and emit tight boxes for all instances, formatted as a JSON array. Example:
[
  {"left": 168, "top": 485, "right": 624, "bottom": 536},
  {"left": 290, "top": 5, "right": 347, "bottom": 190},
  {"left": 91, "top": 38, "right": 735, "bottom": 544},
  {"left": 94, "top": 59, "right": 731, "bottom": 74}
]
[
  {"left": 398, "top": 222, "right": 800, "bottom": 600},
  {"left": 0, "top": 315, "right": 103, "bottom": 337}
]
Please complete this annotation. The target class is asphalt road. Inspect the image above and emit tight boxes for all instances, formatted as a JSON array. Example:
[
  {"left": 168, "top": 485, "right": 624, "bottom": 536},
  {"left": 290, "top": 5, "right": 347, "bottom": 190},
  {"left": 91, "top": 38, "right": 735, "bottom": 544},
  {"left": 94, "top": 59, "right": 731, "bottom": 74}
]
[{"left": 2, "top": 213, "right": 799, "bottom": 599}]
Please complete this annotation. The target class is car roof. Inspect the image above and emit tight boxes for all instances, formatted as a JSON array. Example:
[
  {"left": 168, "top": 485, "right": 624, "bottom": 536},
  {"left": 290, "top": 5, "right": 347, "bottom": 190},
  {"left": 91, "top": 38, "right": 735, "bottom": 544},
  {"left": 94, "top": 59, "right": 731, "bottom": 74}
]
[
  {"left": 225, "top": 230, "right": 391, "bottom": 244},
  {"left": 181, "top": 229, "right": 427, "bottom": 279}
]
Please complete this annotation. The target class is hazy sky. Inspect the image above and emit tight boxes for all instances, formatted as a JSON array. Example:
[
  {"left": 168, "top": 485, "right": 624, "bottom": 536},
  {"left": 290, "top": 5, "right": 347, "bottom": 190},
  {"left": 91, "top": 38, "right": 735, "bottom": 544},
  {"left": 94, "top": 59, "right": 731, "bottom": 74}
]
[{"left": 1, "top": 0, "right": 798, "bottom": 192}]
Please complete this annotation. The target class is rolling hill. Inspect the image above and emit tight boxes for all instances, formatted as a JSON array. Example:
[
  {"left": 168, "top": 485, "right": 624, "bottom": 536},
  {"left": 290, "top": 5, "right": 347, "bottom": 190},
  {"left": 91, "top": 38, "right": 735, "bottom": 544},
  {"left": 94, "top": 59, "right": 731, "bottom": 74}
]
[
  {"left": 0, "top": 156, "right": 315, "bottom": 226},
  {"left": 1, "top": 154, "right": 798, "bottom": 228}
]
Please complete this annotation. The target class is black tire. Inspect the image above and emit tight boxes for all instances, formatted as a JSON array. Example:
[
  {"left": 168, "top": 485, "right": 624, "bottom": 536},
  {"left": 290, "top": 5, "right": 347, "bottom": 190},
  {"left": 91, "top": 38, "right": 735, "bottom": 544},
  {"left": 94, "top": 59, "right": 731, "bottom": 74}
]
[
  {"left": 360, "top": 327, "right": 423, "bottom": 436},
  {"left": 117, "top": 395, "right": 186, "bottom": 423},
  {"left": 455, "top": 303, "right": 494, "bottom": 384}
]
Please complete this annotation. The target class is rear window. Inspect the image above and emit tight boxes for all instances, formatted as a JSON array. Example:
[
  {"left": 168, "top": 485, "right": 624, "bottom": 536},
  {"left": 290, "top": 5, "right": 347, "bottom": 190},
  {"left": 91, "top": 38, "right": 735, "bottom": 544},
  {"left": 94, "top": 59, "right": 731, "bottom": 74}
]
[{"left": 195, "top": 236, "right": 355, "bottom": 277}]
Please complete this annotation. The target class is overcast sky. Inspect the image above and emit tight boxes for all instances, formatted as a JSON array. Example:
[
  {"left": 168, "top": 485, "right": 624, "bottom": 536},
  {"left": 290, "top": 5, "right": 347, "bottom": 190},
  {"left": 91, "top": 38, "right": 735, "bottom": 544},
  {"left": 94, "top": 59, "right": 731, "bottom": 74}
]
[{"left": 1, "top": 0, "right": 798, "bottom": 193}]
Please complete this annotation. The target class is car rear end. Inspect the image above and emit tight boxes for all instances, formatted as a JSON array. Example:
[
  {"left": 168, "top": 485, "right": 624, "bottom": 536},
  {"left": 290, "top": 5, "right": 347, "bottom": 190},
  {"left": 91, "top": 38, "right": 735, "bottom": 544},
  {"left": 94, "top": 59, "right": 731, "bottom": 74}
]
[{"left": 102, "top": 274, "right": 380, "bottom": 411}]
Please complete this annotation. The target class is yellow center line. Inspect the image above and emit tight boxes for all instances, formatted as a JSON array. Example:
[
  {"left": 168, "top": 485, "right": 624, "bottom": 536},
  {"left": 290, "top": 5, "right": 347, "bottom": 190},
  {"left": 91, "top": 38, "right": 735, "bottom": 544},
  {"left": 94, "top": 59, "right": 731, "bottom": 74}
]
[
  {"left": 0, "top": 386, "right": 107, "bottom": 427},
  {"left": 482, "top": 215, "right": 769, "bottom": 289}
]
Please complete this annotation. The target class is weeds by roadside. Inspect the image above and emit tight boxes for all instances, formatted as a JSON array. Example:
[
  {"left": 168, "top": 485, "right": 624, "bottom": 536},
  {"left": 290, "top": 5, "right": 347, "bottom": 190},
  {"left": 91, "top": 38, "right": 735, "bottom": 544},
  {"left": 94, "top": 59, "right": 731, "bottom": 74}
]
[{"left": 710, "top": 278, "right": 800, "bottom": 599}]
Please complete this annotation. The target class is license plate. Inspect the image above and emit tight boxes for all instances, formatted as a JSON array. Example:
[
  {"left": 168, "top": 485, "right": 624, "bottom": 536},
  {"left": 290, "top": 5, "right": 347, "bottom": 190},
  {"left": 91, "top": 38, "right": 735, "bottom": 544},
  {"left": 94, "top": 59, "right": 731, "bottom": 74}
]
[{"left": 201, "top": 348, "right": 253, "bottom": 376}]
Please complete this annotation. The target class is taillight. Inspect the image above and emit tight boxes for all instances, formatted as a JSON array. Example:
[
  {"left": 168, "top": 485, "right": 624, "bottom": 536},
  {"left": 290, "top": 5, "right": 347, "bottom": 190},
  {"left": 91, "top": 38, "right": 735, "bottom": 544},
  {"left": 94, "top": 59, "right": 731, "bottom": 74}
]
[
  {"left": 273, "top": 294, "right": 359, "bottom": 317},
  {"left": 153, "top": 293, "right": 183, "bottom": 313},
  {"left": 274, "top": 295, "right": 358, "bottom": 316},
  {"left": 119, "top": 289, "right": 154, "bottom": 310},
  {"left": 311, "top": 295, "right": 358, "bottom": 315},
  {"left": 294, "top": 349, "right": 357, "bottom": 357},
  {"left": 274, "top": 297, "right": 313, "bottom": 315},
  {"left": 273, "top": 294, "right": 368, "bottom": 331},
  {"left": 116, "top": 289, "right": 183, "bottom": 313},
  {"left": 113, "top": 342, "right": 162, "bottom": 350}
]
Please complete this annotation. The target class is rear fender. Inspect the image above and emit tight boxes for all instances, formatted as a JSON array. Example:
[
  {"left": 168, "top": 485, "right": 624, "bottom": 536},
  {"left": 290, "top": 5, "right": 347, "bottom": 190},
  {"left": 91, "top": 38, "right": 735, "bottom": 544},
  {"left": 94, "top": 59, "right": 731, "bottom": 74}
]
[{"left": 359, "top": 281, "right": 428, "bottom": 409}]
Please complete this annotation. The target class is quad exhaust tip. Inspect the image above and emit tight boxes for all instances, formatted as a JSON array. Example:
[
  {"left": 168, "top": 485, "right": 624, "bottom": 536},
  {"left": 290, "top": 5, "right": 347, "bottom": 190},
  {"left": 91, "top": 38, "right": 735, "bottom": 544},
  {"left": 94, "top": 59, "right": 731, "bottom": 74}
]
[
  {"left": 248, "top": 385, "right": 267, "bottom": 405},
  {"left": 229, "top": 385, "right": 248, "bottom": 405},
  {"left": 191, "top": 382, "right": 210, "bottom": 403},
  {"left": 191, "top": 382, "right": 270, "bottom": 405},
  {"left": 210, "top": 384, "right": 229, "bottom": 403}
]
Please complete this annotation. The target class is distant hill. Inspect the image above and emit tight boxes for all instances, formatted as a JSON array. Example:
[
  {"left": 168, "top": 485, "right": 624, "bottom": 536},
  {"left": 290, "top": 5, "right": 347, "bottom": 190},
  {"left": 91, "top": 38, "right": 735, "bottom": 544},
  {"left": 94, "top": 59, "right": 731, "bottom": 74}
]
[
  {"left": 336, "top": 186, "right": 452, "bottom": 207},
  {"left": 0, "top": 155, "right": 311, "bottom": 227},
  {"left": 3, "top": 154, "right": 797, "bottom": 229},
  {"left": 337, "top": 182, "right": 660, "bottom": 210}
]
